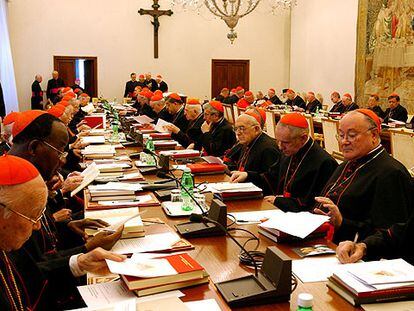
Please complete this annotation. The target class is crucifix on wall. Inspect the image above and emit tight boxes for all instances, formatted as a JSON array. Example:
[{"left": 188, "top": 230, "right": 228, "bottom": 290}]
[{"left": 139, "top": 0, "right": 173, "bottom": 59}]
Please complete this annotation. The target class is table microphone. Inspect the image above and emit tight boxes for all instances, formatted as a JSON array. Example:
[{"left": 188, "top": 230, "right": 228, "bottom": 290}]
[{"left": 189, "top": 213, "right": 259, "bottom": 277}]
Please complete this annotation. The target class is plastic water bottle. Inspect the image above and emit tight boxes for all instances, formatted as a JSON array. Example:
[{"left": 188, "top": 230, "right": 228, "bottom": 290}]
[
  {"left": 297, "top": 293, "right": 313, "bottom": 311},
  {"left": 181, "top": 167, "right": 194, "bottom": 211},
  {"left": 145, "top": 137, "right": 155, "bottom": 165}
]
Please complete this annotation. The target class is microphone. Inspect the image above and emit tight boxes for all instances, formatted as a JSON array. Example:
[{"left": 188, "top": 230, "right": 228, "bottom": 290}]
[
  {"left": 189, "top": 213, "right": 258, "bottom": 276},
  {"left": 142, "top": 148, "right": 170, "bottom": 173}
]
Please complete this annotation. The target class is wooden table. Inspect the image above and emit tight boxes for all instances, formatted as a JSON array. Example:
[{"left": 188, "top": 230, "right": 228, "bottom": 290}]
[{"left": 85, "top": 146, "right": 361, "bottom": 311}]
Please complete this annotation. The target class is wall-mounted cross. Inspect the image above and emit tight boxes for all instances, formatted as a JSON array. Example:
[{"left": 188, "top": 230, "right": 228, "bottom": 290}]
[{"left": 138, "top": 0, "right": 173, "bottom": 59}]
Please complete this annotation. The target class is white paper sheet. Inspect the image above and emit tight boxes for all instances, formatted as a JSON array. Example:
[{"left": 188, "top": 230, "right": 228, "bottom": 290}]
[
  {"left": 71, "top": 162, "right": 100, "bottom": 196},
  {"left": 260, "top": 212, "right": 330, "bottom": 239},
  {"left": 82, "top": 136, "right": 106, "bottom": 144},
  {"left": 292, "top": 256, "right": 341, "bottom": 283},
  {"left": 111, "top": 232, "right": 181, "bottom": 254},
  {"left": 228, "top": 209, "right": 284, "bottom": 224},
  {"left": 106, "top": 258, "right": 178, "bottom": 278},
  {"left": 184, "top": 299, "right": 222, "bottom": 311},
  {"left": 89, "top": 182, "right": 143, "bottom": 192},
  {"left": 133, "top": 115, "right": 154, "bottom": 124},
  {"left": 154, "top": 118, "right": 173, "bottom": 133},
  {"left": 362, "top": 301, "right": 414, "bottom": 311}
]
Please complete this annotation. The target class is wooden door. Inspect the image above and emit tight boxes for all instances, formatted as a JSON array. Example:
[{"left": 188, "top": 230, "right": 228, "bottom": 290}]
[
  {"left": 211, "top": 59, "right": 249, "bottom": 99},
  {"left": 54, "top": 57, "right": 76, "bottom": 87},
  {"left": 84, "top": 59, "right": 98, "bottom": 97}
]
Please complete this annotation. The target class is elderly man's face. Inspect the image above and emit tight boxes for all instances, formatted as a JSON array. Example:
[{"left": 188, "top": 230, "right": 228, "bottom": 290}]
[
  {"left": 287, "top": 92, "right": 295, "bottom": 100},
  {"left": 52, "top": 71, "right": 59, "bottom": 79},
  {"left": 0, "top": 177, "right": 47, "bottom": 251},
  {"left": 338, "top": 113, "right": 378, "bottom": 161},
  {"left": 306, "top": 93, "right": 315, "bottom": 102},
  {"left": 342, "top": 97, "right": 351, "bottom": 106},
  {"left": 268, "top": 90, "right": 275, "bottom": 98},
  {"left": 167, "top": 102, "right": 181, "bottom": 115},
  {"left": 184, "top": 105, "right": 200, "bottom": 121},
  {"left": 131, "top": 74, "right": 136, "bottom": 81},
  {"left": 152, "top": 102, "right": 164, "bottom": 113},
  {"left": 245, "top": 94, "right": 254, "bottom": 104},
  {"left": 331, "top": 94, "right": 340, "bottom": 103},
  {"left": 388, "top": 98, "right": 399, "bottom": 109},
  {"left": 32, "top": 121, "right": 69, "bottom": 181},
  {"left": 235, "top": 115, "right": 260, "bottom": 145},
  {"left": 203, "top": 110, "right": 219, "bottom": 124},
  {"left": 145, "top": 73, "right": 151, "bottom": 80},
  {"left": 275, "top": 124, "right": 307, "bottom": 157},
  {"left": 368, "top": 97, "right": 377, "bottom": 108}
]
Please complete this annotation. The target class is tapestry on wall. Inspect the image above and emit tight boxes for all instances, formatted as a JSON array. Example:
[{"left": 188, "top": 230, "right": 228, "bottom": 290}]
[{"left": 356, "top": 0, "right": 414, "bottom": 113}]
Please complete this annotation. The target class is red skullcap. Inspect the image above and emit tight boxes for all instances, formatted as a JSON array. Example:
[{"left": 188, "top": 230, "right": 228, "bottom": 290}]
[
  {"left": 186, "top": 98, "right": 200, "bottom": 105},
  {"left": 0, "top": 154, "right": 40, "bottom": 186},
  {"left": 3, "top": 112, "right": 20, "bottom": 125},
  {"left": 209, "top": 101, "right": 224, "bottom": 113},
  {"left": 12, "top": 110, "right": 46, "bottom": 138},
  {"left": 150, "top": 94, "right": 164, "bottom": 102},
  {"left": 356, "top": 108, "right": 381, "bottom": 132},
  {"left": 279, "top": 113, "right": 308, "bottom": 129},
  {"left": 244, "top": 108, "right": 266, "bottom": 127}
]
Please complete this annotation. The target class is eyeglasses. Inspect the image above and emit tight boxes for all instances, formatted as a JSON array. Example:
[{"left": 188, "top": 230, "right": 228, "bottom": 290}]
[
  {"left": 0, "top": 203, "right": 46, "bottom": 225},
  {"left": 336, "top": 127, "right": 376, "bottom": 142},
  {"left": 41, "top": 140, "right": 68, "bottom": 161},
  {"left": 234, "top": 125, "right": 254, "bottom": 133}
]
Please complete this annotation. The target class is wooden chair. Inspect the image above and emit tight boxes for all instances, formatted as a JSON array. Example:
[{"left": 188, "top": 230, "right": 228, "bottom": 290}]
[
  {"left": 223, "top": 103, "right": 235, "bottom": 124},
  {"left": 265, "top": 110, "right": 277, "bottom": 139},
  {"left": 304, "top": 114, "right": 324, "bottom": 146},
  {"left": 389, "top": 129, "right": 414, "bottom": 172},
  {"left": 321, "top": 118, "right": 342, "bottom": 156}
]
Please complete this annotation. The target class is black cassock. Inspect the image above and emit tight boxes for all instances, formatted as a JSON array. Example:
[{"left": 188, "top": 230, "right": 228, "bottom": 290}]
[
  {"left": 172, "top": 107, "right": 189, "bottom": 133},
  {"left": 383, "top": 104, "right": 408, "bottom": 123},
  {"left": 268, "top": 95, "right": 283, "bottom": 105},
  {"left": 329, "top": 101, "right": 345, "bottom": 113},
  {"left": 156, "top": 107, "right": 173, "bottom": 123},
  {"left": 46, "top": 78, "right": 65, "bottom": 101},
  {"left": 144, "top": 79, "right": 157, "bottom": 92},
  {"left": 223, "top": 94, "right": 239, "bottom": 105},
  {"left": 319, "top": 146, "right": 414, "bottom": 244},
  {"left": 31, "top": 80, "right": 43, "bottom": 110},
  {"left": 124, "top": 80, "right": 139, "bottom": 97},
  {"left": 363, "top": 211, "right": 414, "bottom": 264},
  {"left": 224, "top": 133, "right": 280, "bottom": 173},
  {"left": 343, "top": 102, "right": 359, "bottom": 113},
  {"left": 71, "top": 84, "right": 84, "bottom": 92},
  {"left": 199, "top": 118, "right": 236, "bottom": 157},
  {"left": 140, "top": 103, "right": 158, "bottom": 120},
  {"left": 247, "top": 138, "right": 338, "bottom": 210},
  {"left": 286, "top": 96, "right": 306, "bottom": 110},
  {"left": 306, "top": 99, "right": 322, "bottom": 113},
  {"left": 156, "top": 81, "right": 168, "bottom": 93},
  {"left": 369, "top": 105, "right": 385, "bottom": 119},
  {"left": 172, "top": 113, "right": 204, "bottom": 149}
]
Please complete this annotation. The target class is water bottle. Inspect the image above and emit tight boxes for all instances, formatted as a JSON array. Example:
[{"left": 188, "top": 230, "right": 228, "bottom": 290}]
[
  {"left": 181, "top": 167, "right": 194, "bottom": 211},
  {"left": 145, "top": 137, "right": 155, "bottom": 165},
  {"left": 297, "top": 293, "right": 313, "bottom": 311}
]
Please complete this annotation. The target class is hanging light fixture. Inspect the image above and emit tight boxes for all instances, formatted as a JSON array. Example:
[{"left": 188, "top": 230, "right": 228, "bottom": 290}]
[{"left": 173, "top": 0, "right": 296, "bottom": 43}]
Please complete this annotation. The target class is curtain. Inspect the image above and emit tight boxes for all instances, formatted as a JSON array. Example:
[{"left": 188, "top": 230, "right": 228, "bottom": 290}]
[{"left": 0, "top": 0, "right": 19, "bottom": 114}]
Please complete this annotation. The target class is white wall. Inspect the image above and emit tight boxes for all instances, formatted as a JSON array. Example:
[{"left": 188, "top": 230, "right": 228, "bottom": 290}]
[
  {"left": 290, "top": 0, "right": 358, "bottom": 108},
  {"left": 7, "top": 0, "right": 290, "bottom": 111}
]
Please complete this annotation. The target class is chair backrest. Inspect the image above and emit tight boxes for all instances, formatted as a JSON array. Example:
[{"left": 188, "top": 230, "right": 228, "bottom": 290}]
[
  {"left": 265, "top": 110, "right": 277, "bottom": 139},
  {"left": 389, "top": 129, "right": 414, "bottom": 170},
  {"left": 223, "top": 103, "right": 235, "bottom": 124},
  {"left": 321, "top": 118, "right": 340, "bottom": 155},
  {"left": 304, "top": 114, "right": 315, "bottom": 139},
  {"left": 232, "top": 105, "right": 240, "bottom": 120},
  {"left": 92, "top": 97, "right": 99, "bottom": 104}
]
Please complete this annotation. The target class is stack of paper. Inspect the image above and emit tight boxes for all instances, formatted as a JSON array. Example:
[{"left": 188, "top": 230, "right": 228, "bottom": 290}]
[
  {"left": 328, "top": 259, "right": 414, "bottom": 306},
  {"left": 82, "top": 145, "right": 116, "bottom": 159},
  {"left": 95, "top": 162, "right": 131, "bottom": 173},
  {"left": 228, "top": 209, "right": 284, "bottom": 224},
  {"left": 159, "top": 149, "right": 201, "bottom": 159},
  {"left": 88, "top": 182, "right": 141, "bottom": 201},
  {"left": 81, "top": 136, "right": 106, "bottom": 144},
  {"left": 203, "top": 182, "right": 263, "bottom": 201}
]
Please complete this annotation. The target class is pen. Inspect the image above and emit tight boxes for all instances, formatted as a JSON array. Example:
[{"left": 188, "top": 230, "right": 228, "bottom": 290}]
[{"left": 353, "top": 232, "right": 359, "bottom": 244}]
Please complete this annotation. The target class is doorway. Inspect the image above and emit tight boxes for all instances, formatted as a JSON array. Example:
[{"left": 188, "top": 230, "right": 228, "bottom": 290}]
[
  {"left": 53, "top": 56, "right": 98, "bottom": 97},
  {"left": 211, "top": 59, "right": 250, "bottom": 99}
]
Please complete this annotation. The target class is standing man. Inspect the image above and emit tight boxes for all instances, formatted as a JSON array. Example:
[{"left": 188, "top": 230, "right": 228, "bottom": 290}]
[
  {"left": 124, "top": 73, "right": 139, "bottom": 98},
  {"left": 314, "top": 109, "right": 413, "bottom": 243},
  {"left": 31, "top": 74, "right": 44, "bottom": 110},
  {"left": 383, "top": 93, "right": 408, "bottom": 123},
  {"left": 216, "top": 88, "right": 229, "bottom": 103},
  {"left": 231, "top": 113, "right": 337, "bottom": 210},
  {"left": 155, "top": 74, "right": 168, "bottom": 93},
  {"left": 199, "top": 101, "right": 236, "bottom": 156},
  {"left": 144, "top": 73, "right": 157, "bottom": 92},
  {"left": 46, "top": 71, "right": 65, "bottom": 103},
  {"left": 0, "top": 81, "right": 5, "bottom": 118},
  {"left": 329, "top": 92, "right": 344, "bottom": 113},
  {"left": 71, "top": 78, "right": 84, "bottom": 93}
]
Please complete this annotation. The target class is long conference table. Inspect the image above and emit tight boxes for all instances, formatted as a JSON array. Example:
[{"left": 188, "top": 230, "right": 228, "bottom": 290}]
[{"left": 83, "top": 144, "right": 361, "bottom": 311}]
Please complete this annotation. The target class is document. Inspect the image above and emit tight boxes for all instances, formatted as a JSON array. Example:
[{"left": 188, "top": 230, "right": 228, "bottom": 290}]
[
  {"left": 133, "top": 115, "right": 154, "bottom": 124},
  {"left": 228, "top": 209, "right": 284, "bottom": 224},
  {"left": 111, "top": 232, "right": 181, "bottom": 254},
  {"left": 82, "top": 136, "right": 106, "bottom": 144},
  {"left": 184, "top": 299, "right": 222, "bottom": 311},
  {"left": 82, "top": 145, "right": 116, "bottom": 155},
  {"left": 292, "top": 256, "right": 341, "bottom": 283},
  {"left": 260, "top": 211, "right": 330, "bottom": 239},
  {"left": 362, "top": 301, "right": 414, "bottom": 311},
  {"left": 89, "top": 182, "right": 143, "bottom": 192},
  {"left": 154, "top": 118, "right": 173, "bottom": 133},
  {"left": 204, "top": 182, "right": 260, "bottom": 193},
  {"left": 106, "top": 258, "right": 178, "bottom": 278},
  {"left": 77, "top": 280, "right": 136, "bottom": 308},
  {"left": 71, "top": 162, "right": 100, "bottom": 196}
]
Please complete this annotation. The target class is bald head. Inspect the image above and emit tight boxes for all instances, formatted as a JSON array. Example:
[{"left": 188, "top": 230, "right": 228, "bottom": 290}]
[{"left": 235, "top": 114, "right": 262, "bottom": 145}]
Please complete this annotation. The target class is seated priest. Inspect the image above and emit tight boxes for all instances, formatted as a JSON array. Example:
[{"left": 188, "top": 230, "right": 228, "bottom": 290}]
[
  {"left": 136, "top": 90, "right": 156, "bottom": 119},
  {"left": 314, "top": 109, "right": 413, "bottom": 243},
  {"left": 342, "top": 93, "right": 359, "bottom": 112},
  {"left": 149, "top": 93, "right": 173, "bottom": 122},
  {"left": 231, "top": 113, "right": 337, "bottom": 211},
  {"left": 199, "top": 100, "right": 236, "bottom": 157},
  {"left": 383, "top": 93, "right": 408, "bottom": 123},
  {"left": 0, "top": 155, "right": 126, "bottom": 310},
  {"left": 236, "top": 91, "right": 254, "bottom": 109},
  {"left": 305, "top": 91, "right": 322, "bottom": 113},
  {"left": 336, "top": 211, "right": 414, "bottom": 265},
  {"left": 166, "top": 93, "right": 189, "bottom": 133},
  {"left": 224, "top": 108, "right": 280, "bottom": 173},
  {"left": 367, "top": 93, "right": 385, "bottom": 119},
  {"left": 163, "top": 98, "right": 204, "bottom": 150},
  {"left": 215, "top": 88, "right": 229, "bottom": 103},
  {"left": 329, "top": 91, "right": 344, "bottom": 113},
  {"left": 285, "top": 89, "right": 306, "bottom": 110},
  {"left": 223, "top": 88, "right": 239, "bottom": 105},
  {"left": 266, "top": 88, "right": 283, "bottom": 105}
]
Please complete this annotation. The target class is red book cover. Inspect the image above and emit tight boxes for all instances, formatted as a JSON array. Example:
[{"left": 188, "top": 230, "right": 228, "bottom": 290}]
[
  {"left": 84, "top": 116, "right": 105, "bottom": 129},
  {"left": 187, "top": 163, "right": 226, "bottom": 174}
]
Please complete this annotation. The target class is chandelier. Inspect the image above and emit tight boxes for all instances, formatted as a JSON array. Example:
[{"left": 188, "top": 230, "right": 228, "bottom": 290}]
[{"left": 173, "top": 0, "right": 296, "bottom": 43}]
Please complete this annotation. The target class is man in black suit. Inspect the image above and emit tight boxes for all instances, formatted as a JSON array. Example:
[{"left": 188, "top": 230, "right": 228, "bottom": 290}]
[
  {"left": 144, "top": 73, "right": 157, "bottom": 92},
  {"left": 123, "top": 72, "right": 139, "bottom": 98},
  {"left": 342, "top": 93, "right": 359, "bottom": 112},
  {"left": 46, "top": 71, "right": 65, "bottom": 102},
  {"left": 31, "top": 74, "right": 44, "bottom": 110},
  {"left": 329, "top": 91, "right": 344, "bottom": 113},
  {"left": 155, "top": 74, "right": 168, "bottom": 93},
  {"left": 383, "top": 93, "right": 408, "bottom": 123}
]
